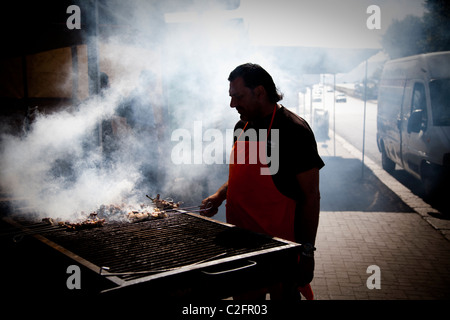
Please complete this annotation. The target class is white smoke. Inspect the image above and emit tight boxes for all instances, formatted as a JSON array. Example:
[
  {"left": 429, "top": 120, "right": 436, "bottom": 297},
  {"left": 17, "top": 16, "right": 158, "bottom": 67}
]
[
  {"left": 0, "top": 89, "right": 144, "bottom": 220},
  {"left": 0, "top": 0, "right": 388, "bottom": 222}
]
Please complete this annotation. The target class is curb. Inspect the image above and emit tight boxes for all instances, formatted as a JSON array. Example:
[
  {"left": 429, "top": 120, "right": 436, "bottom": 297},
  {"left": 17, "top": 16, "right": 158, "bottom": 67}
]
[{"left": 332, "top": 130, "right": 450, "bottom": 242}]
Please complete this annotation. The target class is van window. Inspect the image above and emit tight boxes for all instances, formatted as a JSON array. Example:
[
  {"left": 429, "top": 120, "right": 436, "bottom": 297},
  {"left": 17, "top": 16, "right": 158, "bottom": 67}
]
[
  {"left": 430, "top": 79, "right": 450, "bottom": 126},
  {"left": 412, "top": 83, "right": 426, "bottom": 112},
  {"left": 411, "top": 83, "right": 427, "bottom": 122},
  {"left": 378, "top": 84, "right": 404, "bottom": 120}
]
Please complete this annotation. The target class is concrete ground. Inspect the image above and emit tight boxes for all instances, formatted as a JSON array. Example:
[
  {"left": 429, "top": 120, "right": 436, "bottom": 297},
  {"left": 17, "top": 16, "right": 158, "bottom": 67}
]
[{"left": 310, "top": 132, "right": 450, "bottom": 300}]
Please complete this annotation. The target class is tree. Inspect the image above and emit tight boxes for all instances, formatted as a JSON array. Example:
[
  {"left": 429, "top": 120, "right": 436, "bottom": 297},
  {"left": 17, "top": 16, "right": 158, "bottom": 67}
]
[
  {"left": 381, "top": 0, "right": 450, "bottom": 59},
  {"left": 423, "top": 0, "right": 450, "bottom": 52},
  {"left": 381, "top": 15, "right": 426, "bottom": 59}
]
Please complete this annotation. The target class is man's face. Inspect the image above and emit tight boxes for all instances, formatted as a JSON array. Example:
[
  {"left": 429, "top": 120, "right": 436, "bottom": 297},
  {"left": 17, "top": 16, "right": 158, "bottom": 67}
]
[{"left": 229, "top": 77, "right": 261, "bottom": 121}]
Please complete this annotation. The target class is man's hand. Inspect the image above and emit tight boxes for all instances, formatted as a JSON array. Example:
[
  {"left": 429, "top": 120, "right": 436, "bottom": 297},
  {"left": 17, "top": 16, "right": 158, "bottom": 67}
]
[
  {"left": 200, "top": 182, "right": 228, "bottom": 217},
  {"left": 200, "top": 195, "right": 221, "bottom": 217}
]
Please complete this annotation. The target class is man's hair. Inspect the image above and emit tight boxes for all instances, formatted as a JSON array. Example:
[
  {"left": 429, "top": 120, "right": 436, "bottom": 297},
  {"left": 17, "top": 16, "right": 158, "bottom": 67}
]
[{"left": 228, "top": 63, "right": 283, "bottom": 103}]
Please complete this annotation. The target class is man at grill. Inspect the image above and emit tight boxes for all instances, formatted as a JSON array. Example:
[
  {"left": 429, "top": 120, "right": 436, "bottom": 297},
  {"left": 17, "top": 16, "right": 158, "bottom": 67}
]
[{"left": 201, "top": 63, "right": 324, "bottom": 300}]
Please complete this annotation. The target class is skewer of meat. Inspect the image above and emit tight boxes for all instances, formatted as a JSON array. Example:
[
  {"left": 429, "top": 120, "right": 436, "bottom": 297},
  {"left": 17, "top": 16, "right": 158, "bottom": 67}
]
[
  {"left": 62, "top": 218, "right": 106, "bottom": 231},
  {"left": 146, "top": 194, "right": 182, "bottom": 209},
  {"left": 127, "top": 207, "right": 167, "bottom": 223},
  {"left": 59, "top": 212, "right": 106, "bottom": 231}
]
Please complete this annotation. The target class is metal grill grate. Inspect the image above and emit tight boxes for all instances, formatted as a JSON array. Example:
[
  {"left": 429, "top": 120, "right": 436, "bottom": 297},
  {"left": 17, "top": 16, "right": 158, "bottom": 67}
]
[{"left": 43, "top": 212, "right": 283, "bottom": 281}]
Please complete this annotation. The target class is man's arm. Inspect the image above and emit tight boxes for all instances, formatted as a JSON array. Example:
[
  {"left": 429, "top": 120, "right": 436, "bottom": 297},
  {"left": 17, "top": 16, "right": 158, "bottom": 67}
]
[
  {"left": 200, "top": 181, "right": 228, "bottom": 217},
  {"left": 294, "top": 167, "right": 320, "bottom": 287},
  {"left": 294, "top": 167, "right": 320, "bottom": 245}
]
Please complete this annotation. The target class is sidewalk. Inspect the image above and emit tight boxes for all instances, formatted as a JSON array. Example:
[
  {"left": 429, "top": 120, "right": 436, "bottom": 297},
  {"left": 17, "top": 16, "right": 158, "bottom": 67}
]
[{"left": 311, "top": 132, "right": 450, "bottom": 300}]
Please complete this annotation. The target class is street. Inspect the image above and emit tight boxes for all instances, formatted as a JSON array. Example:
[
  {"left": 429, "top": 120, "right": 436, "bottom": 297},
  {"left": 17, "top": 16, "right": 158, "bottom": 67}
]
[
  {"left": 301, "top": 88, "right": 449, "bottom": 215},
  {"left": 300, "top": 87, "right": 379, "bottom": 165}
]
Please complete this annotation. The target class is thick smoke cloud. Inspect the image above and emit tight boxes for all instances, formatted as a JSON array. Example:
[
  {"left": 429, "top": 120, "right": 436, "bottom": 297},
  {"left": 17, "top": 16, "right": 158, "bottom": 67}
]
[
  {"left": 0, "top": 0, "right": 398, "bottom": 221},
  {"left": 0, "top": 89, "right": 141, "bottom": 220},
  {"left": 0, "top": 1, "right": 247, "bottom": 221}
]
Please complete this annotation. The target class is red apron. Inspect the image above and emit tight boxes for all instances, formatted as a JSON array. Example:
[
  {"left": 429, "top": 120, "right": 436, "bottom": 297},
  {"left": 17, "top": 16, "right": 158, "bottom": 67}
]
[{"left": 226, "top": 107, "right": 297, "bottom": 242}]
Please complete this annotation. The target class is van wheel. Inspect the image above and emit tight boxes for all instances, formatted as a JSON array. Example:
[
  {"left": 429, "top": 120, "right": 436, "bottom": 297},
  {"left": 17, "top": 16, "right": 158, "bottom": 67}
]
[
  {"left": 421, "top": 163, "right": 440, "bottom": 200},
  {"left": 381, "top": 148, "right": 395, "bottom": 173},
  {"left": 422, "top": 175, "right": 436, "bottom": 200}
]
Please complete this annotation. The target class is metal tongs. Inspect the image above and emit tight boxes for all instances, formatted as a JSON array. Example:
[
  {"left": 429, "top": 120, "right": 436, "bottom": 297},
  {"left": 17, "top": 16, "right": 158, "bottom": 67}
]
[
  {"left": 176, "top": 202, "right": 213, "bottom": 214},
  {"left": 146, "top": 194, "right": 182, "bottom": 207},
  {"left": 145, "top": 194, "right": 212, "bottom": 215}
]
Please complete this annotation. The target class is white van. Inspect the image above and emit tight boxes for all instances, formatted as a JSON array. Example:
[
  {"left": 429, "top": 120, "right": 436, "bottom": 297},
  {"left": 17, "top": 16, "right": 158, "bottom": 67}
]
[{"left": 377, "top": 51, "right": 450, "bottom": 196}]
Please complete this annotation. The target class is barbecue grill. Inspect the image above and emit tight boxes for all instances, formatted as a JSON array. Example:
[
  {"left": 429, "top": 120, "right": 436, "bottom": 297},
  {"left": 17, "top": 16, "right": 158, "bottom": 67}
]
[{"left": 1, "top": 210, "right": 300, "bottom": 299}]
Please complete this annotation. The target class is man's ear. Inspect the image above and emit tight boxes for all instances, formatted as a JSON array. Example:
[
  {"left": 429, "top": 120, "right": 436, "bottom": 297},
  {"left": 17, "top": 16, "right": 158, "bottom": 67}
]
[{"left": 254, "top": 85, "right": 266, "bottom": 100}]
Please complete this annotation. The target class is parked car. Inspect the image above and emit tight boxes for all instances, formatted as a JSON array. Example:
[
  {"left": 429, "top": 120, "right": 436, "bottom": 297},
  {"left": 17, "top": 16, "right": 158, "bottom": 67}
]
[
  {"left": 335, "top": 93, "right": 347, "bottom": 103},
  {"left": 376, "top": 51, "right": 450, "bottom": 197}
]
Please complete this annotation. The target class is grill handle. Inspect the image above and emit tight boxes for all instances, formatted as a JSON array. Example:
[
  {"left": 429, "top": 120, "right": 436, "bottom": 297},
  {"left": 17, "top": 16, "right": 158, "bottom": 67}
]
[{"left": 200, "top": 260, "right": 257, "bottom": 276}]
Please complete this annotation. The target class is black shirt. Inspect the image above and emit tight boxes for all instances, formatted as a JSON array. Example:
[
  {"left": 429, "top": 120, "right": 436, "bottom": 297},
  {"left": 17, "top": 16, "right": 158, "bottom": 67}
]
[{"left": 233, "top": 105, "right": 325, "bottom": 202}]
